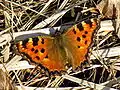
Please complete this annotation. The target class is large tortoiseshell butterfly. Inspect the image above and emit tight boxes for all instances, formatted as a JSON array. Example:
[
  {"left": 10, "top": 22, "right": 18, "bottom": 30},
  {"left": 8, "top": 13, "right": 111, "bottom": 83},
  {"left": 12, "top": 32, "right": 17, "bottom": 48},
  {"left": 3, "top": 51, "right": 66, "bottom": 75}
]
[{"left": 15, "top": 8, "right": 100, "bottom": 71}]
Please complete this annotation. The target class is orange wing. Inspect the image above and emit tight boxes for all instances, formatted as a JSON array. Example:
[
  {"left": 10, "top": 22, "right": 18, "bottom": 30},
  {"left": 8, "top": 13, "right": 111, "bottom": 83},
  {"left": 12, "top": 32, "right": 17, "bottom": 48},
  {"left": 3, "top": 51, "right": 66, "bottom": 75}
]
[
  {"left": 63, "top": 18, "right": 98, "bottom": 69},
  {"left": 16, "top": 36, "right": 66, "bottom": 71}
]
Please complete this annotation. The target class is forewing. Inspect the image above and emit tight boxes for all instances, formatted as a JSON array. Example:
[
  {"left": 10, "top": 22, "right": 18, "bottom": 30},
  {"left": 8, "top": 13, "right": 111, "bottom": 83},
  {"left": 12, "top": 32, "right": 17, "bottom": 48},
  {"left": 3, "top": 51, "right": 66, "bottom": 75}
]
[
  {"left": 16, "top": 35, "right": 65, "bottom": 71},
  {"left": 63, "top": 18, "right": 98, "bottom": 69}
]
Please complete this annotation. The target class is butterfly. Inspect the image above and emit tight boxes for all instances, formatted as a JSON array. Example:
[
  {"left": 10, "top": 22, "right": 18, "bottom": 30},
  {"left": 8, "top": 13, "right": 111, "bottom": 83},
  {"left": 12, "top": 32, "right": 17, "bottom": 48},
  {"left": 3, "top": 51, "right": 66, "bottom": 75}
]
[{"left": 15, "top": 9, "right": 100, "bottom": 71}]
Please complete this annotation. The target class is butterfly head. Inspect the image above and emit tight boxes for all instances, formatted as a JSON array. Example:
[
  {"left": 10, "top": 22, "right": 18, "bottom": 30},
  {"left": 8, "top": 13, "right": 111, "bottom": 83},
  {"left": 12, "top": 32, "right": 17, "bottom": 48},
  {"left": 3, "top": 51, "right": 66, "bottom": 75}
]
[{"left": 50, "top": 28, "right": 63, "bottom": 38}]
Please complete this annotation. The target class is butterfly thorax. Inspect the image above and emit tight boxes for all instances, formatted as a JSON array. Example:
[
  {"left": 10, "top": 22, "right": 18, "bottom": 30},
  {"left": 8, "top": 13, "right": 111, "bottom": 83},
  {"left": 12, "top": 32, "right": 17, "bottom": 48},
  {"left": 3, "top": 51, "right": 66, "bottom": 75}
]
[
  {"left": 51, "top": 30, "right": 64, "bottom": 46},
  {"left": 49, "top": 30, "right": 72, "bottom": 68}
]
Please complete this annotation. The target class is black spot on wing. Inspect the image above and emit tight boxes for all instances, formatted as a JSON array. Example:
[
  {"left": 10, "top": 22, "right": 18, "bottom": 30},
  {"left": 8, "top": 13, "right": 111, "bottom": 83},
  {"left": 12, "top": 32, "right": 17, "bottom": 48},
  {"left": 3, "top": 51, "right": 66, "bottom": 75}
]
[
  {"left": 41, "top": 48, "right": 45, "bottom": 53},
  {"left": 77, "top": 22, "right": 84, "bottom": 31},
  {"left": 33, "top": 37, "right": 39, "bottom": 46},
  {"left": 76, "top": 37, "right": 81, "bottom": 42},
  {"left": 31, "top": 48, "right": 34, "bottom": 51},
  {"left": 41, "top": 38, "right": 44, "bottom": 44},
  {"left": 84, "top": 19, "right": 92, "bottom": 27},
  {"left": 85, "top": 40, "right": 88, "bottom": 44},
  {"left": 78, "top": 46, "right": 80, "bottom": 48},
  {"left": 45, "top": 55, "right": 48, "bottom": 58},
  {"left": 82, "top": 35, "right": 86, "bottom": 38},
  {"left": 36, "top": 56, "right": 40, "bottom": 60},
  {"left": 84, "top": 31, "right": 88, "bottom": 34},
  {"left": 35, "top": 49, "right": 38, "bottom": 53},
  {"left": 22, "top": 52, "right": 40, "bottom": 64},
  {"left": 72, "top": 29, "right": 76, "bottom": 34},
  {"left": 22, "top": 39, "right": 29, "bottom": 48}
]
